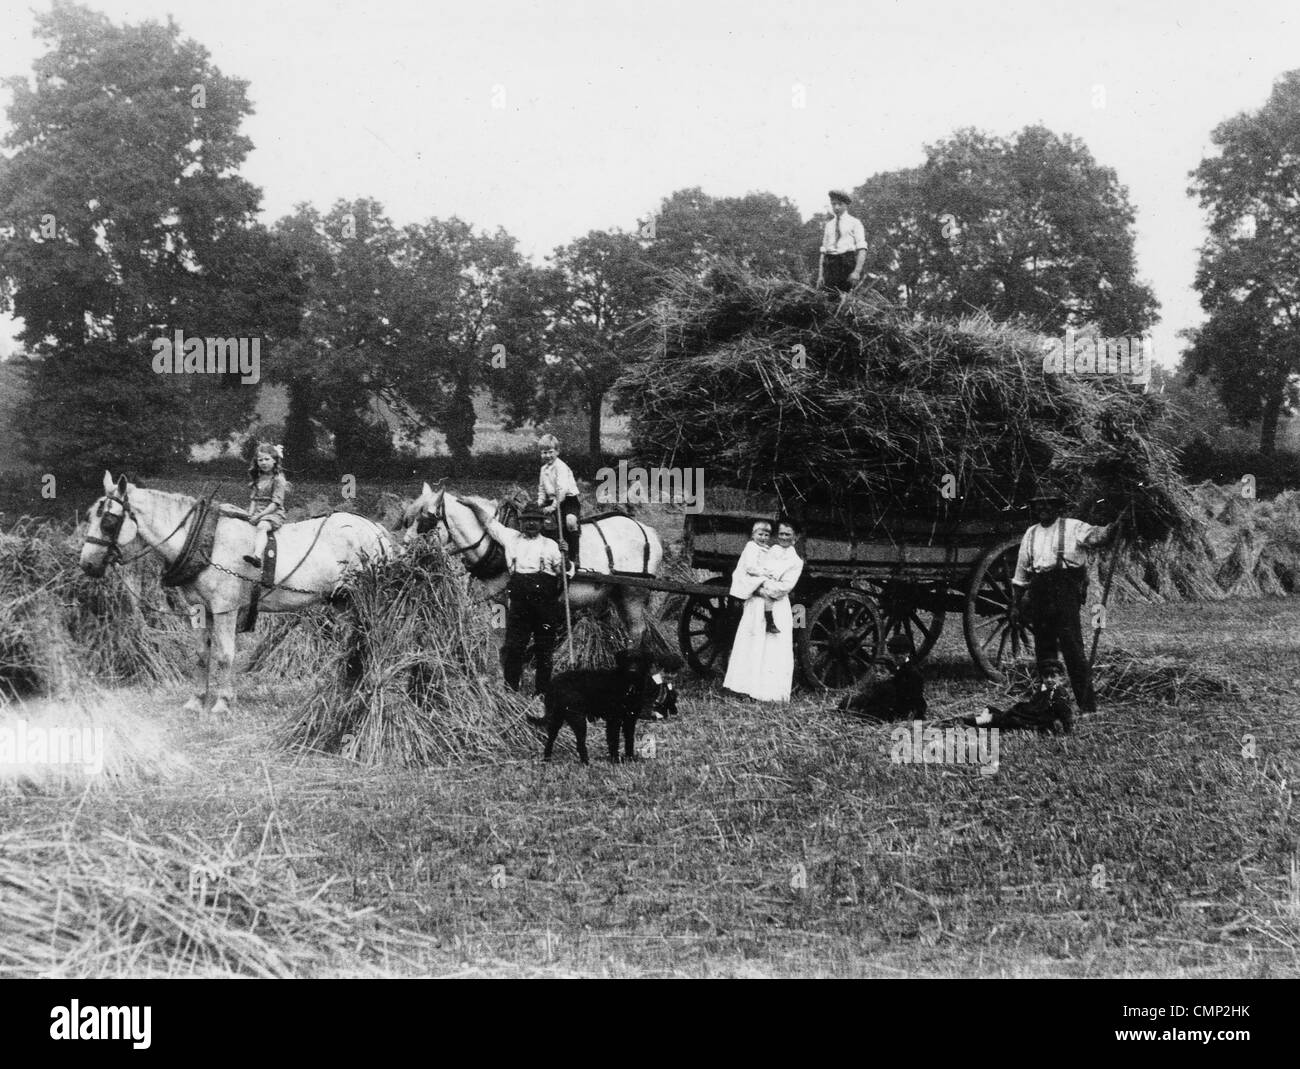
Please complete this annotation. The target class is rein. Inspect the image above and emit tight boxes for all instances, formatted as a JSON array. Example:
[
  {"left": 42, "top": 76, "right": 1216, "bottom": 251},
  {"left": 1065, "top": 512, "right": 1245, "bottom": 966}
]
[
  {"left": 87, "top": 488, "right": 328, "bottom": 596},
  {"left": 430, "top": 495, "right": 508, "bottom": 580},
  {"left": 433, "top": 495, "right": 490, "bottom": 559},
  {"left": 85, "top": 491, "right": 202, "bottom": 569}
]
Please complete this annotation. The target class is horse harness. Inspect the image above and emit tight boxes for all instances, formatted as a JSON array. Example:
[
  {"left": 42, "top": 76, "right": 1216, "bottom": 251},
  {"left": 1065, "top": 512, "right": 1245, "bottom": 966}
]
[
  {"left": 427, "top": 494, "right": 508, "bottom": 580},
  {"left": 583, "top": 510, "right": 654, "bottom": 574},
  {"left": 89, "top": 488, "right": 331, "bottom": 597},
  {"left": 86, "top": 491, "right": 198, "bottom": 571}
]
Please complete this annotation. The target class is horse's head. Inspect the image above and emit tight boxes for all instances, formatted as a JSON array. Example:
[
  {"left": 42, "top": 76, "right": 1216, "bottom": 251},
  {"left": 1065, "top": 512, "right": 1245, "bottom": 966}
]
[
  {"left": 398, "top": 485, "right": 508, "bottom": 579},
  {"left": 81, "top": 471, "right": 139, "bottom": 577},
  {"left": 398, "top": 482, "right": 446, "bottom": 546}
]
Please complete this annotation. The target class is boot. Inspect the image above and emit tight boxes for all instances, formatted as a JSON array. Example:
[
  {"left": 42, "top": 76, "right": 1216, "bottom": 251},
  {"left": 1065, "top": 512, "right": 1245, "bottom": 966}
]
[{"left": 244, "top": 530, "right": 266, "bottom": 568}]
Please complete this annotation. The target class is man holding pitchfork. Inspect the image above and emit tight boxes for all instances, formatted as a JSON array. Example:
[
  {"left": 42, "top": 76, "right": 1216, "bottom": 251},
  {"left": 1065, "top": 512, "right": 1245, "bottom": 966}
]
[{"left": 1011, "top": 487, "right": 1118, "bottom": 715}]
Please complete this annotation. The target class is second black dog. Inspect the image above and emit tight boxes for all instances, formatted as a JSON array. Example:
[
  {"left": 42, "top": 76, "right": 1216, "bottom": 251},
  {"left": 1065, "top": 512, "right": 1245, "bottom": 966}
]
[{"left": 542, "top": 647, "right": 682, "bottom": 763}]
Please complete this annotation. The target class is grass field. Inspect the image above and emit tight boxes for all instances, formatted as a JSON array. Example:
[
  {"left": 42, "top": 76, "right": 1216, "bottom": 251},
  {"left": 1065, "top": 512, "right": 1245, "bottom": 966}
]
[{"left": 3, "top": 582, "right": 1297, "bottom": 977}]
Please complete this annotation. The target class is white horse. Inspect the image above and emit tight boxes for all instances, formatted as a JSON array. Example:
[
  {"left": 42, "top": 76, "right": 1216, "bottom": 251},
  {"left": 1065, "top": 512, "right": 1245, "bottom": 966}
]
[
  {"left": 80, "top": 471, "right": 397, "bottom": 714},
  {"left": 399, "top": 483, "right": 664, "bottom": 641}
]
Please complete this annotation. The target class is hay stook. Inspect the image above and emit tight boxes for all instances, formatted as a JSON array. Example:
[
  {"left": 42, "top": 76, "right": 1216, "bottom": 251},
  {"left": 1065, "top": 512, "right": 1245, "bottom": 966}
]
[{"left": 279, "top": 539, "right": 533, "bottom": 766}]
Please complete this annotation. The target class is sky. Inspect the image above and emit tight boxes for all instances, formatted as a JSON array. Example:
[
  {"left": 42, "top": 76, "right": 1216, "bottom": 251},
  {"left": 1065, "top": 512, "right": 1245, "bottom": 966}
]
[{"left": 1, "top": 0, "right": 1297, "bottom": 365}]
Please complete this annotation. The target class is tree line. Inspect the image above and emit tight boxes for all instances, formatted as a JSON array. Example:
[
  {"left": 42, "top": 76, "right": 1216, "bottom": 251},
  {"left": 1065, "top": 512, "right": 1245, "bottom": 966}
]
[{"left": 0, "top": 2, "right": 1295, "bottom": 482}]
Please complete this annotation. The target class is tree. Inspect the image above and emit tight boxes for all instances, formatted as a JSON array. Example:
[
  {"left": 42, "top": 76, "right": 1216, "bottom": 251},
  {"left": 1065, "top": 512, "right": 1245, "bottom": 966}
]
[
  {"left": 842, "top": 125, "right": 1159, "bottom": 334},
  {"left": 477, "top": 261, "right": 563, "bottom": 445},
  {"left": 0, "top": 2, "right": 301, "bottom": 478},
  {"left": 495, "top": 231, "right": 655, "bottom": 457},
  {"left": 0, "top": 0, "right": 299, "bottom": 475},
  {"left": 643, "top": 187, "right": 810, "bottom": 279},
  {"left": 1188, "top": 70, "right": 1300, "bottom": 454},
  {"left": 271, "top": 205, "right": 527, "bottom": 469},
  {"left": 270, "top": 200, "right": 404, "bottom": 474},
  {"left": 391, "top": 218, "right": 525, "bottom": 464},
  {"left": 491, "top": 190, "right": 810, "bottom": 451}
]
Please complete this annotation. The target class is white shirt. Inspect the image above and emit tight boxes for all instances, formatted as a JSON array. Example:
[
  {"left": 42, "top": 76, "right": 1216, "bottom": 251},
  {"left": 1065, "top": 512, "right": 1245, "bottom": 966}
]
[
  {"left": 821, "top": 212, "right": 867, "bottom": 255},
  {"left": 538, "top": 458, "right": 580, "bottom": 505},
  {"left": 1012, "top": 518, "right": 1111, "bottom": 587},
  {"left": 486, "top": 519, "right": 563, "bottom": 576}
]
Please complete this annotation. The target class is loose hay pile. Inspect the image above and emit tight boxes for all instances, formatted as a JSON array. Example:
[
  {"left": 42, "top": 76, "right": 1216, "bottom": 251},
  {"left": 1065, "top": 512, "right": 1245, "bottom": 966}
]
[
  {"left": 1093, "top": 648, "right": 1245, "bottom": 706},
  {"left": 625, "top": 266, "right": 1193, "bottom": 542},
  {"left": 280, "top": 539, "right": 534, "bottom": 766},
  {"left": 0, "top": 823, "right": 423, "bottom": 977}
]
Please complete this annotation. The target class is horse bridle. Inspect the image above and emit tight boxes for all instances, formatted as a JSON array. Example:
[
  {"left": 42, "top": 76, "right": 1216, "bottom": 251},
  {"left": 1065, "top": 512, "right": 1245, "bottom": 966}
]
[
  {"left": 83, "top": 492, "right": 136, "bottom": 566},
  {"left": 84, "top": 489, "right": 198, "bottom": 568},
  {"left": 425, "top": 494, "right": 492, "bottom": 561}
]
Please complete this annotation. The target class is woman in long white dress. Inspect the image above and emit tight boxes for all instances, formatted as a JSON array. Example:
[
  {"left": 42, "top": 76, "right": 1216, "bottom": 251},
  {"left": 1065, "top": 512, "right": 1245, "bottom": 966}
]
[{"left": 724, "top": 520, "right": 804, "bottom": 702}]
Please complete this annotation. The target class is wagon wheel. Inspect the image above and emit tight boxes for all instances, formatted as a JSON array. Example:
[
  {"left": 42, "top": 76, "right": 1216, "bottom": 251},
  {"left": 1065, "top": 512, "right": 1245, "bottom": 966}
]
[
  {"left": 856, "top": 576, "right": 945, "bottom": 662},
  {"left": 964, "top": 538, "right": 1034, "bottom": 681},
  {"left": 798, "top": 588, "right": 886, "bottom": 690},
  {"left": 678, "top": 576, "right": 741, "bottom": 677}
]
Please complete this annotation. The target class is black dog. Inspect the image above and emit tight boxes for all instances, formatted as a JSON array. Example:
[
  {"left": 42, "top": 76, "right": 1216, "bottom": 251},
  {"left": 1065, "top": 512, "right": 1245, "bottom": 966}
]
[
  {"left": 837, "top": 634, "right": 927, "bottom": 721},
  {"left": 541, "top": 647, "right": 682, "bottom": 763}
]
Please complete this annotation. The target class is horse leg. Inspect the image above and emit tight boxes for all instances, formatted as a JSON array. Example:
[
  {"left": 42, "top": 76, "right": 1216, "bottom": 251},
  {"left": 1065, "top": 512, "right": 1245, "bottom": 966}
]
[
  {"left": 208, "top": 611, "right": 239, "bottom": 717},
  {"left": 616, "top": 589, "right": 651, "bottom": 646},
  {"left": 183, "top": 607, "right": 211, "bottom": 713}
]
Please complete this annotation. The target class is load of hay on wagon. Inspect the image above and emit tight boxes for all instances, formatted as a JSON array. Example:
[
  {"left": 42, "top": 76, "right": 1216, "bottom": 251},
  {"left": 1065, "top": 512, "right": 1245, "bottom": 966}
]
[{"left": 623, "top": 265, "right": 1191, "bottom": 543}]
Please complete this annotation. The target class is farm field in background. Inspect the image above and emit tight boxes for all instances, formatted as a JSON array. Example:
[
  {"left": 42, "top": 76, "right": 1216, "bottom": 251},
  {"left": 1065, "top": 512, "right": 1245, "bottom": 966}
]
[{"left": 2, "top": 587, "right": 1297, "bottom": 977}]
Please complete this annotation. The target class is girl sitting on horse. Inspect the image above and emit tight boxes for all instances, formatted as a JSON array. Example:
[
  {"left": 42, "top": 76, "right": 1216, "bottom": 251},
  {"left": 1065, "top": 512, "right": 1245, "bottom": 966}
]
[{"left": 243, "top": 442, "right": 289, "bottom": 568}]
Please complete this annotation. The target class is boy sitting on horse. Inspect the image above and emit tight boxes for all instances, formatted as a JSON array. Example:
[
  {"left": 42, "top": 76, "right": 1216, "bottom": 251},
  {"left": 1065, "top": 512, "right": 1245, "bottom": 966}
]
[{"left": 537, "top": 434, "right": 581, "bottom": 575}]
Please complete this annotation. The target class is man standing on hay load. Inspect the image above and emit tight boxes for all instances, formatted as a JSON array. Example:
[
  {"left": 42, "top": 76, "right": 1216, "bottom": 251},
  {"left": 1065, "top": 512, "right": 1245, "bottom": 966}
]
[
  {"left": 1012, "top": 487, "right": 1117, "bottom": 715},
  {"left": 818, "top": 190, "right": 867, "bottom": 294},
  {"left": 465, "top": 499, "right": 563, "bottom": 697}
]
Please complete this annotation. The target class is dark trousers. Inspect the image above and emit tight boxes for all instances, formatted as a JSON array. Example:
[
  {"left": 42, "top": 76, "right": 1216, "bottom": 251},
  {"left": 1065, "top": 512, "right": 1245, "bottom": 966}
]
[
  {"left": 1028, "top": 569, "right": 1096, "bottom": 712},
  {"left": 502, "top": 576, "right": 560, "bottom": 694},
  {"left": 822, "top": 252, "right": 857, "bottom": 293},
  {"left": 547, "top": 496, "right": 581, "bottom": 563}
]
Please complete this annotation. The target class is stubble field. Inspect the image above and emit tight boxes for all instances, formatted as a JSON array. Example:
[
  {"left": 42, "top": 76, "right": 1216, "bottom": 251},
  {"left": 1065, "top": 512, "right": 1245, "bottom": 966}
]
[{"left": 4, "top": 552, "right": 1297, "bottom": 976}]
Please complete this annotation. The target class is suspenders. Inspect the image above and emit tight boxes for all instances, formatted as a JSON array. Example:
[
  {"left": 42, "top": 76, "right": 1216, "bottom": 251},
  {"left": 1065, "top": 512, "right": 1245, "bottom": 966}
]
[{"left": 1033, "top": 519, "right": 1071, "bottom": 574}]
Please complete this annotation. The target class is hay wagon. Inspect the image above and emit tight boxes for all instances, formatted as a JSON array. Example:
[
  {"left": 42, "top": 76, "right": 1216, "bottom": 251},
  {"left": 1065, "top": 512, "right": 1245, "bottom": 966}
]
[{"left": 675, "top": 505, "right": 1033, "bottom": 690}]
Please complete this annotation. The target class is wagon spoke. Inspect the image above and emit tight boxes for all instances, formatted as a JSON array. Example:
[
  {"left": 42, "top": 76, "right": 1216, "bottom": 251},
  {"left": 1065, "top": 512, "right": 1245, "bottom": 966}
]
[
  {"left": 978, "top": 621, "right": 1006, "bottom": 652},
  {"left": 679, "top": 578, "right": 734, "bottom": 678},
  {"left": 799, "top": 588, "right": 884, "bottom": 690}
]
